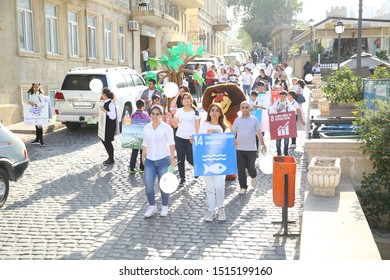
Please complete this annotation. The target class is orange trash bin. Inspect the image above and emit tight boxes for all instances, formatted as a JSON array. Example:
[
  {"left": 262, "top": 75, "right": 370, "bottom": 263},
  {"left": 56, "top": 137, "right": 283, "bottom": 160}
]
[{"left": 272, "top": 156, "right": 296, "bottom": 207}]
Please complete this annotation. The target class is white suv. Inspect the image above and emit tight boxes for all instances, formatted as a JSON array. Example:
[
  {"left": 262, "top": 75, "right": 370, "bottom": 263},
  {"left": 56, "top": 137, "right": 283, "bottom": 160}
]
[{"left": 54, "top": 67, "right": 146, "bottom": 130}]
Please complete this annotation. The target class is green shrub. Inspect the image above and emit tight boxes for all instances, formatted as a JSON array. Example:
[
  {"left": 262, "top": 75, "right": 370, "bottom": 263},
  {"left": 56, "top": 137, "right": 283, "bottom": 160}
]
[
  {"left": 354, "top": 100, "right": 390, "bottom": 231},
  {"left": 322, "top": 66, "right": 363, "bottom": 105}
]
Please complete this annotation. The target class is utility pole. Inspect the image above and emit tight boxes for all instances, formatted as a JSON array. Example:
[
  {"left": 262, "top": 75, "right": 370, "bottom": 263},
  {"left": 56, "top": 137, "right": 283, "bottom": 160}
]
[{"left": 357, "top": 0, "right": 363, "bottom": 77}]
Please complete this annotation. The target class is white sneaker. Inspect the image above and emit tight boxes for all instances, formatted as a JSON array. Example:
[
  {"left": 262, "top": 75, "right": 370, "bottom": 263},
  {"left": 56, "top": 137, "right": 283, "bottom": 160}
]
[
  {"left": 205, "top": 211, "right": 214, "bottom": 222},
  {"left": 144, "top": 205, "right": 157, "bottom": 218},
  {"left": 289, "top": 144, "right": 296, "bottom": 149},
  {"left": 251, "top": 177, "right": 257, "bottom": 187},
  {"left": 160, "top": 205, "right": 169, "bottom": 217},
  {"left": 217, "top": 208, "right": 226, "bottom": 221},
  {"left": 239, "top": 188, "right": 246, "bottom": 195}
]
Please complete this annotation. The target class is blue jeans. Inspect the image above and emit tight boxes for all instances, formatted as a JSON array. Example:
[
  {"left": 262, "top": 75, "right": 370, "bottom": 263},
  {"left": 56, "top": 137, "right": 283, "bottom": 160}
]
[
  {"left": 276, "top": 138, "right": 289, "bottom": 156},
  {"left": 243, "top": 84, "right": 251, "bottom": 97},
  {"left": 144, "top": 156, "right": 170, "bottom": 206}
]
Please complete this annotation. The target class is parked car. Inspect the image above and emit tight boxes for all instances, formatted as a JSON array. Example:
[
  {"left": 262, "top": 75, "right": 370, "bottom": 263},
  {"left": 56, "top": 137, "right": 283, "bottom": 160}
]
[
  {"left": 54, "top": 67, "right": 146, "bottom": 131},
  {"left": 223, "top": 54, "right": 241, "bottom": 66},
  {"left": 184, "top": 62, "right": 212, "bottom": 95},
  {"left": 0, "top": 123, "right": 29, "bottom": 208},
  {"left": 194, "top": 57, "right": 219, "bottom": 67},
  {"left": 214, "top": 56, "right": 226, "bottom": 67}
]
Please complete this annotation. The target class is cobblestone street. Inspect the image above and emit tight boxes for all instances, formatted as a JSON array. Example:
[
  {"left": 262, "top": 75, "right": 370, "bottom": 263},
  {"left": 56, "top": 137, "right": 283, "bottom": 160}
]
[{"left": 0, "top": 125, "right": 307, "bottom": 260}]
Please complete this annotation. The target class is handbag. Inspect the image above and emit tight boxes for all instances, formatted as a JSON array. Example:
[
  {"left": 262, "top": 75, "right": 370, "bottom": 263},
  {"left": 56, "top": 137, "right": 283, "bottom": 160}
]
[{"left": 296, "top": 93, "right": 306, "bottom": 104}]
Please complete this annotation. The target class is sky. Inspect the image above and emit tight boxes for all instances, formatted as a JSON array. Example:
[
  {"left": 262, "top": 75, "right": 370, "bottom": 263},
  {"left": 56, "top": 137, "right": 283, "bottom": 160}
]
[{"left": 298, "top": 0, "right": 388, "bottom": 23}]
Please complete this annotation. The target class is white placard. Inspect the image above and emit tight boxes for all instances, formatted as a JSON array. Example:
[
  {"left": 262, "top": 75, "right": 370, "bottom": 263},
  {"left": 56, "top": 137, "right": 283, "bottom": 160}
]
[
  {"left": 24, "top": 103, "right": 49, "bottom": 126},
  {"left": 98, "top": 110, "right": 106, "bottom": 140}
]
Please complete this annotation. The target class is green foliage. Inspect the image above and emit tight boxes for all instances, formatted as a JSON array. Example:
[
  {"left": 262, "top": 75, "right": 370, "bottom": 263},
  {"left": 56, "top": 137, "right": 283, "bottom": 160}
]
[
  {"left": 143, "top": 71, "right": 157, "bottom": 82},
  {"left": 196, "top": 45, "right": 205, "bottom": 57},
  {"left": 309, "top": 43, "right": 325, "bottom": 64},
  {"left": 193, "top": 71, "right": 205, "bottom": 85},
  {"left": 227, "top": 0, "right": 303, "bottom": 45},
  {"left": 377, "top": 49, "right": 389, "bottom": 61},
  {"left": 354, "top": 101, "right": 390, "bottom": 230},
  {"left": 146, "top": 58, "right": 160, "bottom": 71},
  {"left": 237, "top": 28, "right": 253, "bottom": 50},
  {"left": 288, "top": 44, "right": 300, "bottom": 58},
  {"left": 322, "top": 66, "right": 363, "bottom": 104},
  {"left": 371, "top": 66, "right": 390, "bottom": 79}
]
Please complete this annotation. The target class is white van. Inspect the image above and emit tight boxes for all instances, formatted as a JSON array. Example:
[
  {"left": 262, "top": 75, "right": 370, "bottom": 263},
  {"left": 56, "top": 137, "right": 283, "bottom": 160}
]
[{"left": 54, "top": 67, "right": 146, "bottom": 130}]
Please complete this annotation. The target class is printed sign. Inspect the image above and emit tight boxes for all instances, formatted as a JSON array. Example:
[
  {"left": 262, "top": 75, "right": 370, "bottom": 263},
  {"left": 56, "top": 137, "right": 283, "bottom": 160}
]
[
  {"left": 271, "top": 89, "right": 283, "bottom": 105},
  {"left": 192, "top": 132, "right": 237, "bottom": 177},
  {"left": 24, "top": 103, "right": 49, "bottom": 126},
  {"left": 363, "top": 79, "right": 390, "bottom": 110},
  {"left": 269, "top": 112, "right": 297, "bottom": 140},
  {"left": 250, "top": 109, "right": 262, "bottom": 125},
  {"left": 121, "top": 118, "right": 150, "bottom": 149},
  {"left": 98, "top": 110, "right": 106, "bottom": 140}
]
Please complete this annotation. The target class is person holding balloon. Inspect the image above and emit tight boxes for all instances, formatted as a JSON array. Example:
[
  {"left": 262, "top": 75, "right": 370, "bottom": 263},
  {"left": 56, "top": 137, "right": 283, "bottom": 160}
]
[
  {"left": 167, "top": 92, "right": 201, "bottom": 187},
  {"left": 142, "top": 104, "right": 176, "bottom": 218}
]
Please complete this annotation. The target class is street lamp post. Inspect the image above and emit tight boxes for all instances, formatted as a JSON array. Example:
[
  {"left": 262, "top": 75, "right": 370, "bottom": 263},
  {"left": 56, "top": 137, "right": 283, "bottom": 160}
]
[
  {"left": 309, "top": 19, "right": 314, "bottom": 51},
  {"left": 334, "top": 19, "right": 345, "bottom": 70}
]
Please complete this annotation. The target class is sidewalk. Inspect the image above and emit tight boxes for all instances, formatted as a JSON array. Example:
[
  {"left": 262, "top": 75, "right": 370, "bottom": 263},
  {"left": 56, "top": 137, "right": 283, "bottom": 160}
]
[{"left": 6, "top": 117, "right": 65, "bottom": 142}]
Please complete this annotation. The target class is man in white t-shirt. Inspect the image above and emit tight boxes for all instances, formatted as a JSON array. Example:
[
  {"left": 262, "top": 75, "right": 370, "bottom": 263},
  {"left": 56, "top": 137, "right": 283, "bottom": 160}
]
[{"left": 141, "top": 46, "right": 150, "bottom": 71}]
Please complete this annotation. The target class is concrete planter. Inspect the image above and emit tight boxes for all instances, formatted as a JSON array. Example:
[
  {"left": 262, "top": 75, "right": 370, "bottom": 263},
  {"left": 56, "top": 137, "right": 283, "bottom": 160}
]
[
  {"left": 311, "top": 89, "right": 324, "bottom": 100},
  {"left": 318, "top": 98, "right": 331, "bottom": 116},
  {"left": 329, "top": 102, "right": 356, "bottom": 118},
  {"left": 308, "top": 157, "right": 341, "bottom": 196}
]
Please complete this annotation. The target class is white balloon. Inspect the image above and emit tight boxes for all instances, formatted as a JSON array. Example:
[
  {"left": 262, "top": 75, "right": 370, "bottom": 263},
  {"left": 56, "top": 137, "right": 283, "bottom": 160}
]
[
  {"left": 89, "top": 79, "right": 103, "bottom": 94},
  {"left": 159, "top": 172, "right": 179, "bottom": 194},
  {"left": 284, "top": 66, "right": 293, "bottom": 76},
  {"left": 163, "top": 82, "right": 179, "bottom": 98},
  {"left": 305, "top": 73, "right": 313, "bottom": 82},
  {"left": 259, "top": 153, "right": 274, "bottom": 174}
]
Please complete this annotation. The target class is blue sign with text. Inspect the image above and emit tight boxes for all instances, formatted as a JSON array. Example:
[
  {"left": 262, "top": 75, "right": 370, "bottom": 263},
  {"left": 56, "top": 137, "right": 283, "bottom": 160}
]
[{"left": 192, "top": 132, "right": 237, "bottom": 177}]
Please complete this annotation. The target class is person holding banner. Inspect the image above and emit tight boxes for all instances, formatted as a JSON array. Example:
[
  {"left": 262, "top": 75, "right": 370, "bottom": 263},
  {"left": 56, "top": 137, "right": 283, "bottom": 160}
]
[
  {"left": 142, "top": 105, "right": 176, "bottom": 218},
  {"left": 128, "top": 99, "right": 150, "bottom": 174},
  {"left": 100, "top": 88, "right": 118, "bottom": 164},
  {"left": 269, "top": 91, "right": 295, "bottom": 156},
  {"left": 287, "top": 91, "right": 306, "bottom": 149},
  {"left": 232, "top": 101, "right": 267, "bottom": 195},
  {"left": 197, "top": 103, "right": 230, "bottom": 222},
  {"left": 27, "top": 83, "right": 46, "bottom": 147}
]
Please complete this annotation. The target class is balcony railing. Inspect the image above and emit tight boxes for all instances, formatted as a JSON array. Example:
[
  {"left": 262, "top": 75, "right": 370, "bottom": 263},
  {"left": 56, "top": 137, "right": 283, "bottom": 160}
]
[{"left": 131, "top": 0, "right": 179, "bottom": 21}]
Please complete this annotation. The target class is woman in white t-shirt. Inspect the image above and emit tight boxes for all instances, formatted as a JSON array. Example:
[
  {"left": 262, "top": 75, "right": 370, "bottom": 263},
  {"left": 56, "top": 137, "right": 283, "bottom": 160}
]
[
  {"left": 242, "top": 66, "right": 253, "bottom": 98},
  {"left": 287, "top": 91, "right": 306, "bottom": 149},
  {"left": 142, "top": 105, "right": 176, "bottom": 218},
  {"left": 197, "top": 103, "right": 230, "bottom": 222},
  {"left": 169, "top": 92, "right": 201, "bottom": 186}
]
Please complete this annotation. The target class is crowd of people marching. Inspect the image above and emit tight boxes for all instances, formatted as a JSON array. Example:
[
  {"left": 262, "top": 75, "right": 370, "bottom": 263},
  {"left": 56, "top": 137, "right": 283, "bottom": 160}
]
[{"left": 97, "top": 58, "right": 310, "bottom": 222}]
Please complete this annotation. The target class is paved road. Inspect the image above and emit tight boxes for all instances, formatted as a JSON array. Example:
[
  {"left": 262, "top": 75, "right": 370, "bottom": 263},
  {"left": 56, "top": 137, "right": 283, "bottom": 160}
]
[{"left": 0, "top": 125, "right": 306, "bottom": 260}]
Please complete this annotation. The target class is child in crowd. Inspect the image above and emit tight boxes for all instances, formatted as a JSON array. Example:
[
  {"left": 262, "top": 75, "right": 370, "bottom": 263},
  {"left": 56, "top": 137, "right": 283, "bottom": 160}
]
[
  {"left": 129, "top": 99, "right": 150, "bottom": 174},
  {"left": 269, "top": 91, "right": 294, "bottom": 156},
  {"left": 148, "top": 95, "right": 162, "bottom": 115},
  {"left": 287, "top": 91, "right": 306, "bottom": 149}
]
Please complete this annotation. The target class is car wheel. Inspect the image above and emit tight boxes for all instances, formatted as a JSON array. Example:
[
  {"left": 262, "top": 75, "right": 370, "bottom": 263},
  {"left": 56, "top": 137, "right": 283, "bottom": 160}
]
[
  {"left": 0, "top": 169, "right": 10, "bottom": 208},
  {"left": 65, "top": 122, "right": 81, "bottom": 131}
]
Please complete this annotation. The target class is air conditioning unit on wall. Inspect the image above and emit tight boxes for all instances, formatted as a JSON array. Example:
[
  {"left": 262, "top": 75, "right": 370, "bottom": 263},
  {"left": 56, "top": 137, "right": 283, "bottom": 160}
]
[{"left": 128, "top": 20, "right": 139, "bottom": 31}]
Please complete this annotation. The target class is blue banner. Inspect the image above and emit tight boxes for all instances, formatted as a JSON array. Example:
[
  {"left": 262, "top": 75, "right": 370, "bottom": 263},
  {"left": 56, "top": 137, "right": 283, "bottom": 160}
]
[{"left": 192, "top": 132, "right": 237, "bottom": 177}]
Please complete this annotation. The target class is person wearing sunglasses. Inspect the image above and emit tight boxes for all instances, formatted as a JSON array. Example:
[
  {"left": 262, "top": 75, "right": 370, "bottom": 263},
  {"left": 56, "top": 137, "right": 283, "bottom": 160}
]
[
  {"left": 232, "top": 101, "right": 267, "bottom": 195},
  {"left": 142, "top": 105, "right": 176, "bottom": 218}
]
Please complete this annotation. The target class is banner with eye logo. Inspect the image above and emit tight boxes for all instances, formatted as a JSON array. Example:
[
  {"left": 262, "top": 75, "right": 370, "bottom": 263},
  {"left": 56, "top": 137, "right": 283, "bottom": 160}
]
[{"left": 192, "top": 132, "right": 237, "bottom": 177}]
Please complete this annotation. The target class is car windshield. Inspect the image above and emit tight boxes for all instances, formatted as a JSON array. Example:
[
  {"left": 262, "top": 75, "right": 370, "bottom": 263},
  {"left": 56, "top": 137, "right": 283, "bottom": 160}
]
[{"left": 61, "top": 74, "right": 108, "bottom": 90}]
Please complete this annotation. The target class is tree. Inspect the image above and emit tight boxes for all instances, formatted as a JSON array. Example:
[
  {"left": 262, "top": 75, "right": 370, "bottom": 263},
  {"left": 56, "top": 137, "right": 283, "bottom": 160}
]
[{"left": 227, "top": 0, "right": 303, "bottom": 46}]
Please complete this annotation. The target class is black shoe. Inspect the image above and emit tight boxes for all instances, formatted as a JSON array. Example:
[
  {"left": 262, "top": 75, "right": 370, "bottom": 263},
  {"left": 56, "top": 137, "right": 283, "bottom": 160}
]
[
  {"left": 103, "top": 159, "right": 115, "bottom": 165},
  {"left": 31, "top": 140, "right": 39, "bottom": 144},
  {"left": 40, "top": 142, "right": 45, "bottom": 147}
]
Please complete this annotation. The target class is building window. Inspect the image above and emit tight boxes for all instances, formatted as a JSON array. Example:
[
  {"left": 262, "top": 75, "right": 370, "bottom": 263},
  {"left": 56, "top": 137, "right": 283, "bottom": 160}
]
[
  {"left": 104, "top": 21, "right": 112, "bottom": 61},
  {"left": 88, "top": 16, "right": 97, "bottom": 59},
  {"left": 68, "top": 11, "right": 79, "bottom": 56},
  {"left": 17, "top": 0, "right": 34, "bottom": 51},
  {"left": 119, "top": 26, "right": 125, "bottom": 62},
  {"left": 45, "top": 3, "right": 58, "bottom": 54}
]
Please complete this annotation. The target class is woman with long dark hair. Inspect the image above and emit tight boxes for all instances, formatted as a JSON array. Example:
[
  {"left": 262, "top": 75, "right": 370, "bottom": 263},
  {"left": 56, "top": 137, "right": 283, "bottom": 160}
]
[{"left": 100, "top": 88, "right": 117, "bottom": 164}]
